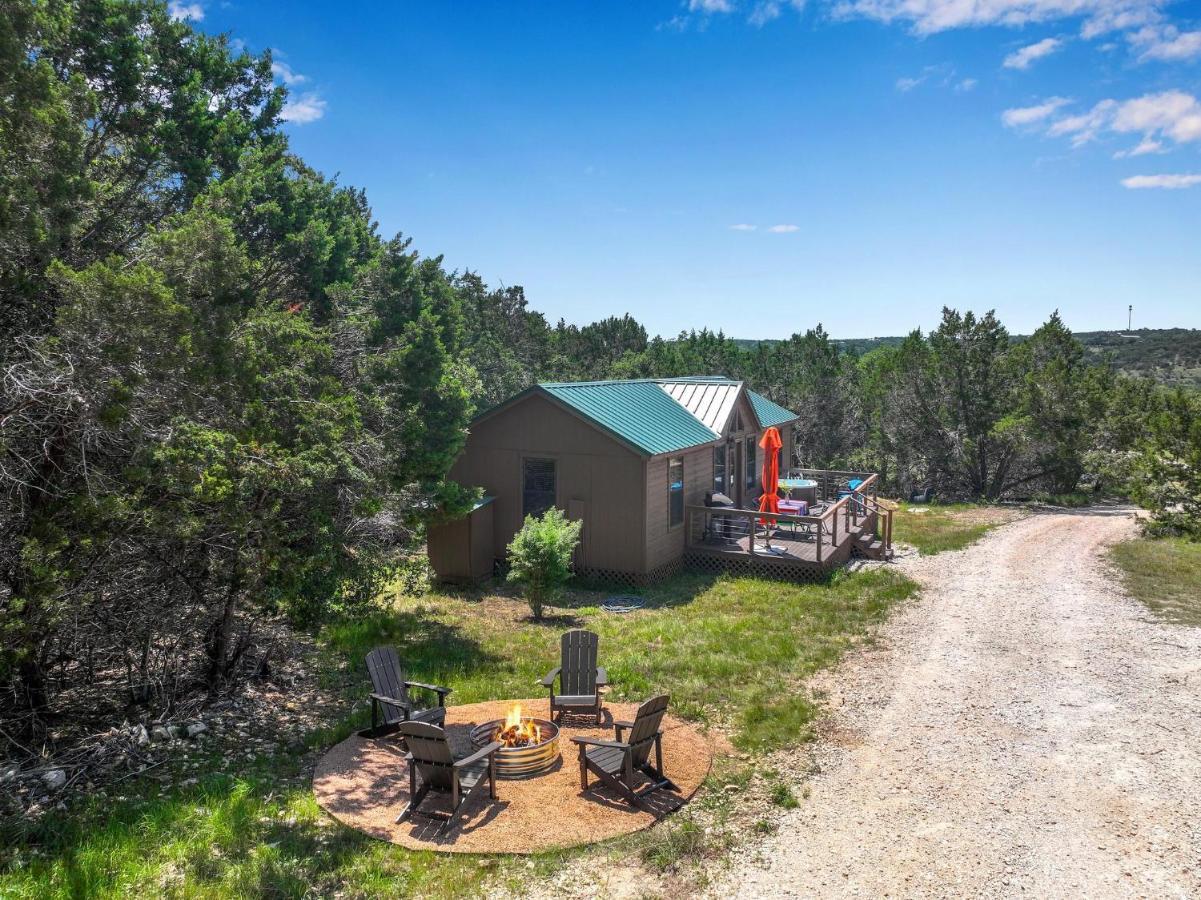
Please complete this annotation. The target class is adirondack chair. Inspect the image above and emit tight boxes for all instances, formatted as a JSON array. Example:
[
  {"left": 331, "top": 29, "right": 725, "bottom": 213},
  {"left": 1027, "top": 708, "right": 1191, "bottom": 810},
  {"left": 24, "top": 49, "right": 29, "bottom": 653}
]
[
  {"left": 571, "top": 694, "right": 677, "bottom": 811},
  {"left": 396, "top": 721, "right": 501, "bottom": 832},
  {"left": 540, "top": 630, "right": 608, "bottom": 724},
  {"left": 365, "top": 646, "right": 451, "bottom": 736}
]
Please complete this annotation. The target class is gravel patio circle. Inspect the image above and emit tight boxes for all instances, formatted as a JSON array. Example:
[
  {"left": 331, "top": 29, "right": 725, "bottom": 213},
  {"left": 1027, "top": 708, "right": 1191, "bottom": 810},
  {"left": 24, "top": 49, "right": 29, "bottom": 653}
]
[{"left": 312, "top": 698, "right": 716, "bottom": 854}]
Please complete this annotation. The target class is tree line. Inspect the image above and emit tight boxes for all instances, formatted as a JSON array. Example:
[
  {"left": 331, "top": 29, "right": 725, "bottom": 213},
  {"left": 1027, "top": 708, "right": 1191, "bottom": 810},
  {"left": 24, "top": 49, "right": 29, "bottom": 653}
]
[
  {"left": 1, "top": 0, "right": 1195, "bottom": 744},
  {"left": 456, "top": 292, "right": 1194, "bottom": 522}
]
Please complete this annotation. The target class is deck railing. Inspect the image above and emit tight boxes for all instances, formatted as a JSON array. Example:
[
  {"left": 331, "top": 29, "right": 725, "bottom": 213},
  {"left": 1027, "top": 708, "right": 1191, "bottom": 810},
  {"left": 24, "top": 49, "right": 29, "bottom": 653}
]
[
  {"left": 791, "top": 468, "right": 892, "bottom": 553},
  {"left": 685, "top": 468, "right": 893, "bottom": 564}
]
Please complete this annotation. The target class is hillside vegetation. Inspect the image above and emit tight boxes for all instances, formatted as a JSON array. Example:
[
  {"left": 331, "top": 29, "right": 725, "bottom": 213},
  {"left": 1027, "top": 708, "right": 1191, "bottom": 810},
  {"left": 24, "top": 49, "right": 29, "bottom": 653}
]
[
  {"left": 2, "top": 0, "right": 1198, "bottom": 806},
  {"left": 737, "top": 329, "right": 1201, "bottom": 389}
]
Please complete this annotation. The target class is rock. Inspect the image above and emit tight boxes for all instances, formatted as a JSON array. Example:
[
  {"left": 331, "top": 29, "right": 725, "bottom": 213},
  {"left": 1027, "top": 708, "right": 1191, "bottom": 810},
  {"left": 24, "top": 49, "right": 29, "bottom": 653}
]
[
  {"left": 0, "top": 764, "right": 19, "bottom": 784},
  {"left": 150, "top": 726, "right": 171, "bottom": 742},
  {"left": 186, "top": 722, "right": 208, "bottom": 738},
  {"left": 133, "top": 725, "right": 150, "bottom": 746},
  {"left": 168, "top": 725, "right": 188, "bottom": 740},
  {"left": 41, "top": 769, "right": 67, "bottom": 791}
]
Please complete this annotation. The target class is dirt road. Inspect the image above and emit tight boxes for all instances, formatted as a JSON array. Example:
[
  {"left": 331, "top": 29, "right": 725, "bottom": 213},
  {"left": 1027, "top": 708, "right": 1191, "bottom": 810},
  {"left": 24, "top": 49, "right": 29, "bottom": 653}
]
[{"left": 711, "top": 507, "right": 1201, "bottom": 898}]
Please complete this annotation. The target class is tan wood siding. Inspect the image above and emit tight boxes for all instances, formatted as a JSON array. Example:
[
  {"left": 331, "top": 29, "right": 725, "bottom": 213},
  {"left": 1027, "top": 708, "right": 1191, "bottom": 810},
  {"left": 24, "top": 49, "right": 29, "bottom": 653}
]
[
  {"left": 644, "top": 445, "right": 713, "bottom": 572},
  {"left": 448, "top": 393, "right": 646, "bottom": 573}
]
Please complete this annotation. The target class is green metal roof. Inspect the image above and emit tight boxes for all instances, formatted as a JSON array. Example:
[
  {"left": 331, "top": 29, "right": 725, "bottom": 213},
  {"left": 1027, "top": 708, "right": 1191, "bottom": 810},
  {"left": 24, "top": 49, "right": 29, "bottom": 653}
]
[
  {"left": 540, "top": 381, "right": 719, "bottom": 455},
  {"left": 747, "top": 390, "right": 799, "bottom": 428}
]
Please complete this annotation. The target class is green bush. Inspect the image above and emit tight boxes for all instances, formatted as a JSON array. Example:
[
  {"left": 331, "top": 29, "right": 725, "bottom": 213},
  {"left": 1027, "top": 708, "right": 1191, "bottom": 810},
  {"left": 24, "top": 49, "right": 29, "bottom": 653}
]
[
  {"left": 1132, "top": 389, "right": 1201, "bottom": 540},
  {"left": 505, "top": 508, "right": 582, "bottom": 620}
]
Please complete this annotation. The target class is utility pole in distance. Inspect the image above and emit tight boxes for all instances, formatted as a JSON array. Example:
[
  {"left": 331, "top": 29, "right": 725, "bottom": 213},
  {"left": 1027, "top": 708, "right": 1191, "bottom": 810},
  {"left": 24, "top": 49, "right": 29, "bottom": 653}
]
[{"left": 1128, "top": 304, "right": 1133, "bottom": 332}]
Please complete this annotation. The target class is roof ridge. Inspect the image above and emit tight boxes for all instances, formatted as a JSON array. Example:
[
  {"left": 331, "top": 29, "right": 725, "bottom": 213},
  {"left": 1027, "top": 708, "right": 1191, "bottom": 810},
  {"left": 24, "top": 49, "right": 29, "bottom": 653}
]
[
  {"left": 538, "top": 375, "right": 739, "bottom": 388},
  {"left": 539, "top": 378, "right": 658, "bottom": 388}
]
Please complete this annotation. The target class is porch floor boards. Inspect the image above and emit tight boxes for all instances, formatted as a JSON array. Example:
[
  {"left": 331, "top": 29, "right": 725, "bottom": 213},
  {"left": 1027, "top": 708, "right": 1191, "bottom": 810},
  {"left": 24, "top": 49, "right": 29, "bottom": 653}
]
[{"left": 687, "top": 515, "right": 873, "bottom": 569}]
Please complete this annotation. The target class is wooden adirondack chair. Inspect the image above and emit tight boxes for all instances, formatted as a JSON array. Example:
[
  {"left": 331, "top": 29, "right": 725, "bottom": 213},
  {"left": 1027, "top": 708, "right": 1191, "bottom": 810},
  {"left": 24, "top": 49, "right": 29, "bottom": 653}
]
[
  {"left": 571, "top": 694, "right": 677, "bottom": 811},
  {"left": 365, "top": 646, "right": 451, "bottom": 736},
  {"left": 540, "top": 629, "right": 608, "bottom": 724},
  {"left": 396, "top": 721, "right": 501, "bottom": 832}
]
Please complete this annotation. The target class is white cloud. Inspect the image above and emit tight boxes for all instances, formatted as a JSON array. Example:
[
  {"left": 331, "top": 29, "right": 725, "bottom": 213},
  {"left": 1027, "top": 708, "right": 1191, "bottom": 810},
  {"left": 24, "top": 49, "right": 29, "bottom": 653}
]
[
  {"left": 748, "top": 0, "right": 805, "bottom": 26},
  {"left": 1047, "top": 98, "right": 1117, "bottom": 145},
  {"left": 729, "top": 223, "right": 758, "bottom": 231},
  {"left": 667, "top": 0, "right": 804, "bottom": 27},
  {"left": 271, "top": 61, "right": 308, "bottom": 86},
  {"left": 832, "top": 0, "right": 1166, "bottom": 38},
  {"left": 1121, "top": 173, "right": 1201, "bottom": 188},
  {"left": 767, "top": 224, "right": 800, "bottom": 232},
  {"left": 1079, "top": 3, "right": 1164, "bottom": 39},
  {"left": 1113, "top": 136, "right": 1163, "bottom": 157},
  {"left": 1009, "top": 90, "right": 1201, "bottom": 152},
  {"left": 167, "top": 1, "right": 204, "bottom": 21},
  {"left": 1001, "top": 96, "right": 1070, "bottom": 127},
  {"left": 1128, "top": 24, "right": 1201, "bottom": 61},
  {"left": 280, "top": 93, "right": 327, "bottom": 124},
  {"left": 1004, "top": 37, "right": 1064, "bottom": 69},
  {"left": 894, "top": 62, "right": 963, "bottom": 93},
  {"left": 1111, "top": 90, "right": 1201, "bottom": 143}
]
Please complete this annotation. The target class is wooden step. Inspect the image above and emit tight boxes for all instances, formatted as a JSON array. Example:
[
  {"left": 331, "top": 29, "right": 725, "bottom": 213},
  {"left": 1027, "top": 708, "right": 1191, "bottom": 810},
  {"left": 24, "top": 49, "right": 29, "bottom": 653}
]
[{"left": 853, "top": 535, "right": 888, "bottom": 560}]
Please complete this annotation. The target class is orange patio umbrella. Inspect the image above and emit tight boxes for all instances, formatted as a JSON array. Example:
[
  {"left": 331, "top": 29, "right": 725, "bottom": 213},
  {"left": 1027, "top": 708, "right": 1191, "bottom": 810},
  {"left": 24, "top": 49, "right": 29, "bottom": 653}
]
[{"left": 757, "top": 427, "right": 783, "bottom": 543}]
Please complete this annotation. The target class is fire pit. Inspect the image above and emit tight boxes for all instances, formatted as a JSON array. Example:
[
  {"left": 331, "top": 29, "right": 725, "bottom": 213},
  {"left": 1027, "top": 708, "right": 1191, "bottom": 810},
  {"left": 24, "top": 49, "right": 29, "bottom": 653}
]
[{"left": 470, "top": 704, "right": 560, "bottom": 778}]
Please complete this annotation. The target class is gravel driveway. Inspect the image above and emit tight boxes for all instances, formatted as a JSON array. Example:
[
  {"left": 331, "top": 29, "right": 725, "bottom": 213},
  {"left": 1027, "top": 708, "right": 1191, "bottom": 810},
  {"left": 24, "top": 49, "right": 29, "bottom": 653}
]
[{"left": 711, "top": 506, "right": 1201, "bottom": 898}]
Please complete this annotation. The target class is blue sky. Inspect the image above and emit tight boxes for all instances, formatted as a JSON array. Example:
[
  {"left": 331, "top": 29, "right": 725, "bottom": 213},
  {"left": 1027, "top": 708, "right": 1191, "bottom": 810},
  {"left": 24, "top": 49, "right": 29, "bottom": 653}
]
[{"left": 180, "top": 0, "right": 1199, "bottom": 339}]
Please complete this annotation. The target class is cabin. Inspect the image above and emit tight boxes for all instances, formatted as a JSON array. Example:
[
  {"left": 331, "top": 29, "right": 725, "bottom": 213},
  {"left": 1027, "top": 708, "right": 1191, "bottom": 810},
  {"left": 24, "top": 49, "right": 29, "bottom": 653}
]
[{"left": 430, "top": 377, "right": 891, "bottom": 586}]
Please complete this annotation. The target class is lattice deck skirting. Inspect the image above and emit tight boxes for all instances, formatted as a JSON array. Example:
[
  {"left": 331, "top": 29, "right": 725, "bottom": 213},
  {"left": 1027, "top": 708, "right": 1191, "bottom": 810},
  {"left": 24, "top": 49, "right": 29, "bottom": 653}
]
[
  {"left": 576, "top": 557, "right": 683, "bottom": 588},
  {"left": 683, "top": 551, "right": 828, "bottom": 583}
]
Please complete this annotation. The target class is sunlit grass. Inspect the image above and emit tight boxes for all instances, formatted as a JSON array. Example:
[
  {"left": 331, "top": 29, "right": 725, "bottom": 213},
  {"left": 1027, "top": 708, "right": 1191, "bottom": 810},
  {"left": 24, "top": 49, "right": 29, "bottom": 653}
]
[
  {"left": 3, "top": 567, "right": 916, "bottom": 898},
  {"left": 1110, "top": 537, "right": 1201, "bottom": 626},
  {"left": 891, "top": 502, "right": 1018, "bottom": 555},
  {"left": 326, "top": 568, "right": 916, "bottom": 748}
]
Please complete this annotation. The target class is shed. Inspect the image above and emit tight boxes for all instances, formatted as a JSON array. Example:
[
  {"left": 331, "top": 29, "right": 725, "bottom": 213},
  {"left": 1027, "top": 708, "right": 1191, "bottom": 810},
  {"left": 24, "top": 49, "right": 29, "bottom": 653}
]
[{"left": 427, "top": 496, "right": 495, "bottom": 583}]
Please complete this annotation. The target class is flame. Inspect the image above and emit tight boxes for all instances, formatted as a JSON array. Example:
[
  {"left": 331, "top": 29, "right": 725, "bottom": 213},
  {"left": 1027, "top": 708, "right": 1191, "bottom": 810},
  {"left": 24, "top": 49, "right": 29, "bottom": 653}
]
[{"left": 494, "top": 703, "right": 542, "bottom": 747}]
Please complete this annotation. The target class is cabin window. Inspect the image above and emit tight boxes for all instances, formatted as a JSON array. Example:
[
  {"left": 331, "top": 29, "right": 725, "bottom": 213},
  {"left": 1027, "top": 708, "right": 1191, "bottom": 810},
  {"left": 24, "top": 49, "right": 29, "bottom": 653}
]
[
  {"left": 745, "top": 436, "right": 757, "bottom": 493},
  {"left": 522, "top": 458, "right": 556, "bottom": 519},
  {"left": 712, "top": 444, "right": 726, "bottom": 495},
  {"left": 668, "top": 457, "right": 684, "bottom": 528}
]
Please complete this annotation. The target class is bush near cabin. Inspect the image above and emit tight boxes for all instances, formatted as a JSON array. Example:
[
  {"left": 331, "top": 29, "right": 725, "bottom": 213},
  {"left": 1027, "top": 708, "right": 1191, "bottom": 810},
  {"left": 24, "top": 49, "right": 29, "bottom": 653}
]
[{"left": 505, "top": 509, "right": 583, "bottom": 621}]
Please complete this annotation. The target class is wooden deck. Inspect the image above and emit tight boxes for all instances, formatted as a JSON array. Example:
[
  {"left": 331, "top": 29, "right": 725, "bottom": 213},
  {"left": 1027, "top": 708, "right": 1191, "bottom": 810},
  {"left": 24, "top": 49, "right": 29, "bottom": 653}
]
[
  {"left": 683, "top": 469, "right": 892, "bottom": 581},
  {"left": 688, "top": 516, "right": 874, "bottom": 564}
]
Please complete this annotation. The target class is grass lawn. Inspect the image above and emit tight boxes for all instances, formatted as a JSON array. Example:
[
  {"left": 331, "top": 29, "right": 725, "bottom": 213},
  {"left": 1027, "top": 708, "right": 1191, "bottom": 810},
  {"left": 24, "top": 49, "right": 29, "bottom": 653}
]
[
  {"left": 1110, "top": 537, "right": 1201, "bottom": 626},
  {"left": 1, "top": 568, "right": 915, "bottom": 899},
  {"left": 890, "top": 502, "right": 1023, "bottom": 555}
]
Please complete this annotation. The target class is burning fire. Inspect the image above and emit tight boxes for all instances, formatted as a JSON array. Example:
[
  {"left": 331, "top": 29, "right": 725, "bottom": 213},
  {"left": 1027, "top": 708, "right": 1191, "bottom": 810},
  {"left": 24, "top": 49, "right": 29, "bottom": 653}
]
[{"left": 493, "top": 703, "right": 542, "bottom": 748}]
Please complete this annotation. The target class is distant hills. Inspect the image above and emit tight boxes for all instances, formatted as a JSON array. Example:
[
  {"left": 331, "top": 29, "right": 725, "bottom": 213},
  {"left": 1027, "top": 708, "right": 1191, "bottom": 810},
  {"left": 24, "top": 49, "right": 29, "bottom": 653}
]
[{"left": 734, "top": 329, "right": 1201, "bottom": 389}]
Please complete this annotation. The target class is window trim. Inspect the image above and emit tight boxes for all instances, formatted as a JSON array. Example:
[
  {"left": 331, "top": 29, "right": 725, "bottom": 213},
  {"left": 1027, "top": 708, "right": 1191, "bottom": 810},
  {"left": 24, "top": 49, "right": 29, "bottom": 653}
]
[
  {"left": 668, "top": 456, "right": 685, "bottom": 530},
  {"left": 745, "top": 435, "right": 757, "bottom": 493},
  {"left": 712, "top": 444, "right": 726, "bottom": 497}
]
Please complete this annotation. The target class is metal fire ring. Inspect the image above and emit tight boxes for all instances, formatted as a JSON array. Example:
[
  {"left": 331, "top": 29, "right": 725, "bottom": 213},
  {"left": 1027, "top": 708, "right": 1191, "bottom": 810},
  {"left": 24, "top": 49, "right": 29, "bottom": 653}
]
[{"left": 470, "top": 717, "right": 561, "bottom": 779}]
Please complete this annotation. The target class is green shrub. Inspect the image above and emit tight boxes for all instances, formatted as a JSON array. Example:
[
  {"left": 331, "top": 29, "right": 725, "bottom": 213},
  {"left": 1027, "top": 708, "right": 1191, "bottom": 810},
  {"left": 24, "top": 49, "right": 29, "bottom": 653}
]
[{"left": 505, "top": 508, "right": 582, "bottom": 620}]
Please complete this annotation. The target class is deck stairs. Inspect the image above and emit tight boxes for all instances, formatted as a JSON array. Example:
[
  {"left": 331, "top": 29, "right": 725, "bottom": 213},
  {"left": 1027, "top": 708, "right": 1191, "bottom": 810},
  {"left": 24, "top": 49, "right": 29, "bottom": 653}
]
[{"left": 853, "top": 530, "right": 889, "bottom": 560}]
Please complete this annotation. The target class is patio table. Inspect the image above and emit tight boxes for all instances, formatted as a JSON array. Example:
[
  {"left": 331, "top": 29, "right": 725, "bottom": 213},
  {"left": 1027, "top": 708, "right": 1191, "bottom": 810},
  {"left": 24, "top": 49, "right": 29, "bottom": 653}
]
[{"left": 776, "top": 498, "right": 808, "bottom": 539}]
